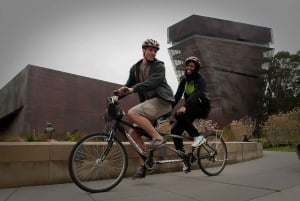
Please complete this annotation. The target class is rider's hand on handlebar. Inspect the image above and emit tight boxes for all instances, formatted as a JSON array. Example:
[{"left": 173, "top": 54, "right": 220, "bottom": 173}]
[
  {"left": 118, "top": 86, "right": 133, "bottom": 96},
  {"left": 111, "top": 95, "right": 119, "bottom": 102},
  {"left": 176, "top": 106, "right": 186, "bottom": 115}
]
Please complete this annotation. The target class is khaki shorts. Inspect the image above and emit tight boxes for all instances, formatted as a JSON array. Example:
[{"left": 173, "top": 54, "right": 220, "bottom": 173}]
[{"left": 129, "top": 97, "right": 172, "bottom": 122}]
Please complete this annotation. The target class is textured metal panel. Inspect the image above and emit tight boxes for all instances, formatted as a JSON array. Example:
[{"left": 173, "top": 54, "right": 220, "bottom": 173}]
[
  {"left": 168, "top": 15, "right": 273, "bottom": 45},
  {"left": 0, "top": 65, "right": 139, "bottom": 139},
  {"left": 168, "top": 15, "right": 273, "bottom": 126}
]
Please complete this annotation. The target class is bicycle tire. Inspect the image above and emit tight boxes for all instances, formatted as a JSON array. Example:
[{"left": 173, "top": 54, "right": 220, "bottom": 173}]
[
  {"left": 197, "top": 133, "right": 227, "bottom": 176},
  {"left": 68, "top": 132, "right": 128, "bottom": 193}
]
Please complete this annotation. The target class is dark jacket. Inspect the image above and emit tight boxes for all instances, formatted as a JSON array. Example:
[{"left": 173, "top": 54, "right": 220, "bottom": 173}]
[
  {"left": 125, "top": 59, "right": 174, "bottom": 103},
  {"left": 174, "top": 73, "right": 211, "bottom": 118}
]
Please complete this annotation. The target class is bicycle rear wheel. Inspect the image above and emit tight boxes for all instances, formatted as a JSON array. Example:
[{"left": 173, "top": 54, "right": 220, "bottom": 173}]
[
  {"left": 68, "top": 133, "right": 128, "bottom": 193},
  {"left": 197, "top": 133, "right": 227, "bottom": 176}
]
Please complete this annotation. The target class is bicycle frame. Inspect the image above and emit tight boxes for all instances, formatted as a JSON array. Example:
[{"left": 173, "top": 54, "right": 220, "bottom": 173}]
[
  {"left": 68, "top": 93, "right": 227, "bottom": 193},
  {"left": 105, "top": 115, "right": 220, "bottom": 170}
]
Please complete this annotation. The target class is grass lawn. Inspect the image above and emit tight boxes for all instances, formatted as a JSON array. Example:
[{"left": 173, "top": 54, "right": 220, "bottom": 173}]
[{"left": 264, "top": 146, "right": 296, "bottom": 152}]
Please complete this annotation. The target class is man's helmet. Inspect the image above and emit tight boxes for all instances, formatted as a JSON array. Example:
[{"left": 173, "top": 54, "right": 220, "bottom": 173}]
[
  {"left": 142, "top": 39, "right": 160, "bottom": 50},
  {"left": 185, "top": 56, "right": 201, "bottom": 70}
]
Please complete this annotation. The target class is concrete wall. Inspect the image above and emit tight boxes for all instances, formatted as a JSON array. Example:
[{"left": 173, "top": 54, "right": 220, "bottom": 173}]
[{"left": 0, "top": 141, "right": 263, "bottom": 188}]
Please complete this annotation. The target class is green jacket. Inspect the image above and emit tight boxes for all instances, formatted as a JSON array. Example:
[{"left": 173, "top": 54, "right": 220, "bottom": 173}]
[{"left": 125, "top": 59, "right": 174, "bottom": 103}]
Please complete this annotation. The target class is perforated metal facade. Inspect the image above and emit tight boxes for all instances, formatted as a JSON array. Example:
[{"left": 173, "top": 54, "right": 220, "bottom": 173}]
[
  {"left": 168, "top": 15, "right": 273, "bottom": 126},
  {"left": 0, "top": 65, "right": 139, "bottom": 139}
]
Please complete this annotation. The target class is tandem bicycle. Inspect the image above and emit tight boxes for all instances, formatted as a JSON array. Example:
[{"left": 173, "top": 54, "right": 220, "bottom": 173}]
[{"left": 68, "top": 91, "right": 227, "bottom": 193}]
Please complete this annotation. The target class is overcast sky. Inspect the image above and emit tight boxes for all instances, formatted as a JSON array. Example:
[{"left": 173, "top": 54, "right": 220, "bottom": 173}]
[{"left": 0, "top": 0, "right": 299, "bottom": 91}]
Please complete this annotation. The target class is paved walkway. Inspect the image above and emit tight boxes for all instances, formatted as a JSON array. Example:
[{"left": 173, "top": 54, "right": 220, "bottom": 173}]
[{"left": 1, "top": 151, "right": 299, "bottom": 201}]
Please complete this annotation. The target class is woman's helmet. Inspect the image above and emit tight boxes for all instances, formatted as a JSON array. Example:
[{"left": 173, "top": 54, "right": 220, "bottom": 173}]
[
  {"left": 185, "top": 56, "right": 201, "bottom": 70},
  {"left": 142, "top": 39, "right": 160, "bottom": 50}
]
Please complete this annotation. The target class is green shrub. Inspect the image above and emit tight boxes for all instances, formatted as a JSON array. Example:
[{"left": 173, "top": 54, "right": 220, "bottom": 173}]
[
  {"left": 222, "top": 125, "right": 235, "bottom": 141},
  {"left": 65, "top": 132, "right": 83, "bottom": 142},
  {"left": 259, "top": 137, "right": 272, "bottom": 149},
  {"left": 25, "top": 132, "right": 49, "bottom": 142},
  {"left": 261, "top": 108, "right": 300, "bottom": 147},
  {"left": 0, "top": 134, "right": 24, "bottom": 142},
  {"left": 230, "top": 116, "right": 256, "bottom": 141}
]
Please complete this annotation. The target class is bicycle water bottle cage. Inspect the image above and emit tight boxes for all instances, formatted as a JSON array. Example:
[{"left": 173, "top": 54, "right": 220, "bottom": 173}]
[{"left": 105, "top": 97, "right": 125, "bottom": 121}]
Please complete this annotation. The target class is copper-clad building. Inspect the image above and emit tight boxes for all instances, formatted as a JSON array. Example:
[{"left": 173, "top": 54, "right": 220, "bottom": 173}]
[
  {"left": 168, "top": 15, "right": 273, "bottom": 126},
  {"left": 0, "top": 65, "right": 138, "bottom": 139}
]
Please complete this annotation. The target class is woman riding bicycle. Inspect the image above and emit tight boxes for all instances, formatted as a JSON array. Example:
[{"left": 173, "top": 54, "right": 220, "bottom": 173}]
[{"left": 171, "top": 56, "right": 211, "bottom": 173}]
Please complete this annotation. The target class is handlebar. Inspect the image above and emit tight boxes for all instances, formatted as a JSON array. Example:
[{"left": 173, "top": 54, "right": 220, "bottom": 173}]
[
  {"left": 113, "top": 90, "right": 120, "bottom": 96},
  {"left": 112, "top": 87, "right": 129, "bottom": 97}
]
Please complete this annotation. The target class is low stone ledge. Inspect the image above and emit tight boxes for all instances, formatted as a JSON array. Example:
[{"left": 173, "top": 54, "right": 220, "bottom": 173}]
[{"left": 0, "top": 141, "right": 263, "bottom": 188}]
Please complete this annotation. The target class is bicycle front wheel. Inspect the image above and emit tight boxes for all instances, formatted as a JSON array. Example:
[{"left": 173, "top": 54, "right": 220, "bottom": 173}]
[
  {"left": 68, "top": 133, "right": 128, "bottom": 193},
  {"left": 197, "top": 133, "right": 227, "bottom": 176}
]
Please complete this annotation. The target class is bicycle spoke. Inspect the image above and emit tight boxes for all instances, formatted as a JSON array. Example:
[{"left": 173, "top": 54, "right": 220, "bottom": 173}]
[
  {"left": 68, "top": 133, "right": 128, "bottom": 193},
  {"left": 197, "top": 133, "right": 227, "bottom": 176}
]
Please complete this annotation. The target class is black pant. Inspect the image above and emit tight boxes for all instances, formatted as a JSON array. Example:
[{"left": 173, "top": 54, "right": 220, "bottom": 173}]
[{"left": 171, "top": 112, "right": 199, "bottom": 152}]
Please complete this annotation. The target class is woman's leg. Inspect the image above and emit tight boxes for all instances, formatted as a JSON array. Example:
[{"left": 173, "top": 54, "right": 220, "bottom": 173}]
[
  {"left": 176, "top": 113, "right": 199, "bottom": 137},
  {"left": 171, "top": 120, "right": 185, "bottom": 152}
]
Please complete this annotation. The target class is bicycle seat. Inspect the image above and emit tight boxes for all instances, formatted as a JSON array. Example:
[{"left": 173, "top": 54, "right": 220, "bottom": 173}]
[{"left": 153, "top": 112, "right": 172, "bottom": 128}]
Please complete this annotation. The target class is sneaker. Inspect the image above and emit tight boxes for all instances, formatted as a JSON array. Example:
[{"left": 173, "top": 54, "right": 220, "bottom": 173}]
[
  {"left": 192, "top": 135, "right": 206, "bottom": 147},
  {"left": 182, "top": 157, "right": 191, "bottom": 173},
  {"left": 148, "top": 138, "right": 166, "bottom": 150},
  {"left": 132, "top": 165, "right": 147, "bottom": 180}
]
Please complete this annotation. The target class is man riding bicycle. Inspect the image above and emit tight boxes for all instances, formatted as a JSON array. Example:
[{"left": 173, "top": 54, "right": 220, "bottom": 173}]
[{"left": 117, "top": 39, "right": 174, "bottom": 179}]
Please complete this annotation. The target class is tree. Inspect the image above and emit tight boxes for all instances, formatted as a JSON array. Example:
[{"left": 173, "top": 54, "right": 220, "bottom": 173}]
[{"left": 257, "top": 50, "right": 300, "bottom": 122}]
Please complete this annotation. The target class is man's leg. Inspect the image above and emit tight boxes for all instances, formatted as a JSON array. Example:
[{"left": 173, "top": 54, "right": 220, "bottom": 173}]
[
  {"left": 127, "top": 111, "right": 163, "bottom": 140},
  {"left": 128, "top": 98, "right": 171, "bottom": 148},
  {"left": 128, "top": 128, "right": 146, "bottom": 155},
  {"left": 127, "top": 98, "right": 171, "bottom": 179},
  {"left": 129, "top": 128, "right": 148, "bottom": 180}
]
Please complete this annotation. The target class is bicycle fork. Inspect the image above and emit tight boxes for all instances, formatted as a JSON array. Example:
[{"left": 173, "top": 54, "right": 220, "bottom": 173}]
[{"left": 96, "top": 130, "right": 116, "bottom": 164}]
